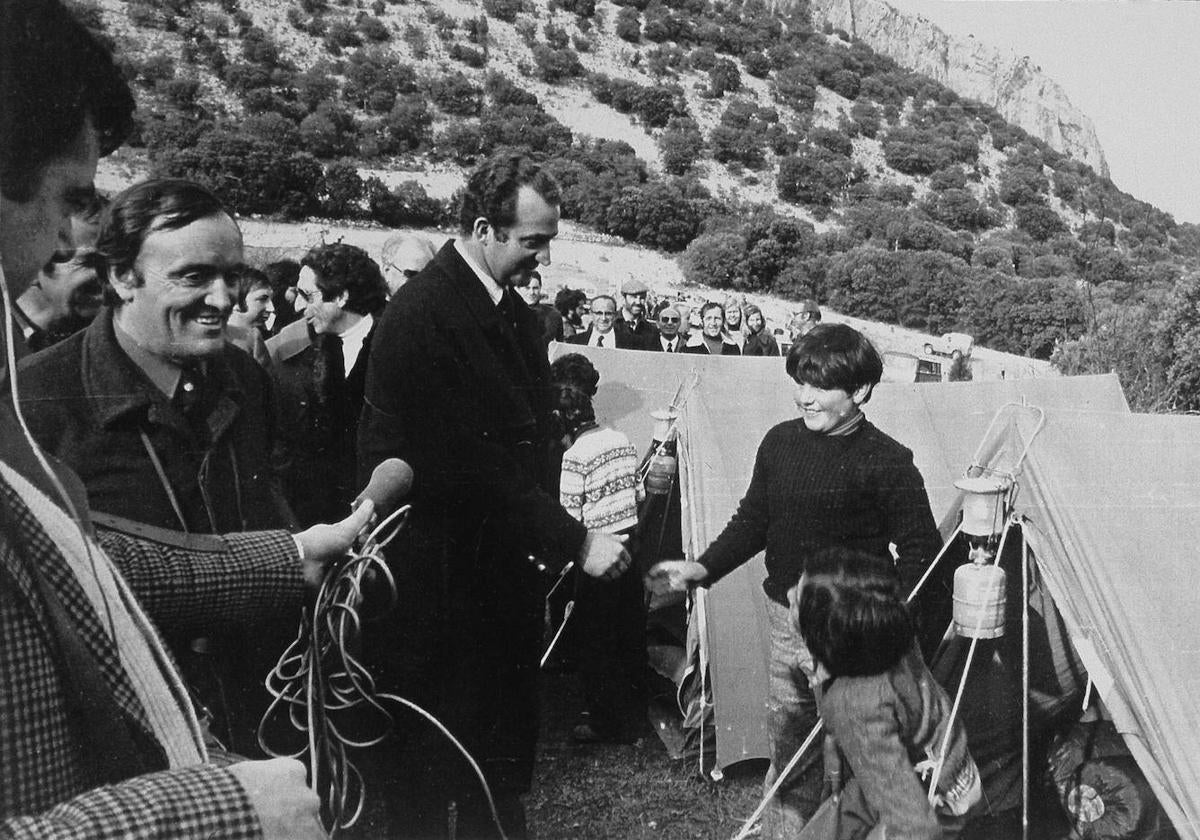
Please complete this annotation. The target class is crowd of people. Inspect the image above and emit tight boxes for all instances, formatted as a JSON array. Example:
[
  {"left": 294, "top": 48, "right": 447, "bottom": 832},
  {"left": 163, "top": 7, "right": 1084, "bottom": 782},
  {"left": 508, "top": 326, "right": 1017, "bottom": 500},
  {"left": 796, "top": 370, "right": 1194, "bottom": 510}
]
[{"left": 2, "top": 2, "right": 1001, "bottom": 839}]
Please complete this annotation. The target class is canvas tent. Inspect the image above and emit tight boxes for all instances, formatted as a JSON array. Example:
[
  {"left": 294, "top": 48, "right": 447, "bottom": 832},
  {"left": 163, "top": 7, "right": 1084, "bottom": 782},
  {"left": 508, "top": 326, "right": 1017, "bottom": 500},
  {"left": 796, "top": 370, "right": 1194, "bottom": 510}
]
[{"left": 549, "top": 343, "right": 1196, "bottom": 835}]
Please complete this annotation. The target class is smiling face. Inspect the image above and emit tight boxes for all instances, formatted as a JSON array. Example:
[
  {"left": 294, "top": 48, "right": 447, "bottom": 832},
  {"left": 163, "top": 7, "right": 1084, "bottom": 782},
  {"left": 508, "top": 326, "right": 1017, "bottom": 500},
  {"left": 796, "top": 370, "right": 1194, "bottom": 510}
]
[
  {"left": 746, "top": 311, "right": 764, "bottom": 334},
  {"left": 590, "top": 296, "right": 617, "bottom": 335},
  {"left": 111, "top": 212, "right": 243, "bottom": 363},
  {"left": 479, "top": 186, "right": 558, "bottom": 287},
  {"left": 701, "top": 306, "right": 725, "bottom": 340},
  {"left": 295, "top": 265, "right": 349, "bottom": 336},
  {"left": 230, "top": 284, "right": 274, "bottom": 331},
  {"left": 623, "top": 290, "right": 646, "bottom": 318},
  {"left": 792, "top": 380, "right": 869, "bottom": 434}
]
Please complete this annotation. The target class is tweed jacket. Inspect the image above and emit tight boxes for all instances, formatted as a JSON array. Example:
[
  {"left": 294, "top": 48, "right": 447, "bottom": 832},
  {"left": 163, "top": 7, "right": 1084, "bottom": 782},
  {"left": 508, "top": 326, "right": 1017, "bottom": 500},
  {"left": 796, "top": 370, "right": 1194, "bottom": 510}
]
[
  {"left": 18, "top": 308, "right": 293, "bottom": 534},
  {"left": 0, "top": 400, "right": 304, "bottom": 838}
]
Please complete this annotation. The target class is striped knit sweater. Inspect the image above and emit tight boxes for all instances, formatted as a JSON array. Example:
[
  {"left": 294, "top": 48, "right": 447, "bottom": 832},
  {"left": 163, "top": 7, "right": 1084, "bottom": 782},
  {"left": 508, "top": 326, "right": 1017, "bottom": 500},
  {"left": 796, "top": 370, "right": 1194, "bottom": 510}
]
[
  {"left": 559, "top": 427, "right": 640, "bottom": 533},
  {"left": 699, "top": 417, "right": 941, "bottom": 605}
]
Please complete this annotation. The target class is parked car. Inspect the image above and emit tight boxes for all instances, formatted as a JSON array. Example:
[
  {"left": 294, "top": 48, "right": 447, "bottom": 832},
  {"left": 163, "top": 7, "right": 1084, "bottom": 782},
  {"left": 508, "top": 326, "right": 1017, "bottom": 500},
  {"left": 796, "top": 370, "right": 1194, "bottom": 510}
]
[{"left": 923, "top": 332, "right": 974, "bottom": 360}]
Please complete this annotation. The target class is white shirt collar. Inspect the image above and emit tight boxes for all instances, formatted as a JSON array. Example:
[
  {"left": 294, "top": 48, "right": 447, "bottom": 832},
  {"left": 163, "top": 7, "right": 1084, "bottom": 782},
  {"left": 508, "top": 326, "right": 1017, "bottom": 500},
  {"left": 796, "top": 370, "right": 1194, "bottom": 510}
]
[
  {"left": 590, "top": 328, "right": 614, "bottom": 347},
  {"left": 453, "top": 239, "right": 504, "bottom": 305},
  {"left": 661, "top": 335, "right": 678, "bottom": 351},
  {"left": 338, "top": 313, "right": 373, "bottom": 373}
]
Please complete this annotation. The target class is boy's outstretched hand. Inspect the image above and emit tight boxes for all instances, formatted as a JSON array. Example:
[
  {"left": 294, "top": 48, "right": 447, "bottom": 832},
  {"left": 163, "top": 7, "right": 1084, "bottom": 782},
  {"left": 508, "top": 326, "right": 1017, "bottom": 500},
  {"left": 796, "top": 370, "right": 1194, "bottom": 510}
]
[{"left": 645, "top": 560, "right": 708, "bottom": 595}]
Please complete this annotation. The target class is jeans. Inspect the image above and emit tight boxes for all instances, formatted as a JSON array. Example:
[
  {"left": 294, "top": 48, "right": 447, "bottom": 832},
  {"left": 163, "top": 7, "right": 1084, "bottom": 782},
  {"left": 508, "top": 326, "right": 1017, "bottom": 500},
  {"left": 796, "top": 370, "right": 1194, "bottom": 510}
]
[{"left": 762, "top": 598, "right": 824, "bottom": 839}]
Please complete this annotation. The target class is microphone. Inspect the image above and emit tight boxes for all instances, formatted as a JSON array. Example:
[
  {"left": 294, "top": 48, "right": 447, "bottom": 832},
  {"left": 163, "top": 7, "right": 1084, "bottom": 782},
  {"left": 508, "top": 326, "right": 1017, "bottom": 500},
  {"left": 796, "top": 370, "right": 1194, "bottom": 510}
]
[{"left": 353, "top": 458, "right": 415, "bottom": 524}]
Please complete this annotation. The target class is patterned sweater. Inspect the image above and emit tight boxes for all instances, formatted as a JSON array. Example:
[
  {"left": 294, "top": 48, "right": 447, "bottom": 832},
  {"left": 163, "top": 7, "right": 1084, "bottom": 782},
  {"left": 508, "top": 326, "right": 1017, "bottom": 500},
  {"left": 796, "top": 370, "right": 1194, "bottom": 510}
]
[
  {"left": 559, "top": 427, "right": 640, "bottom": 533},
  {"left": 699, "top": 418, "right": 941, "bottom": 605}
]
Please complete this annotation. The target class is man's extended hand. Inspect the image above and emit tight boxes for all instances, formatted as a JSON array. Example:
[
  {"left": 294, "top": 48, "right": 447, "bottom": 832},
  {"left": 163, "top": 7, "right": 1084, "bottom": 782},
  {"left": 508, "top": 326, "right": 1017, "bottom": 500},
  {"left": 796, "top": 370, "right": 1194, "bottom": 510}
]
[
  {"left": 228, "top": 758, "right": 326, "bottom": 840},
  {"left": 294, "top": 500, "right": 376, "bottom": 588},
  {"left": 579, "top": 531, "right": 631, "bottom": 580},
  {"left": 644, "top": 560, "right": 708, "bottom": 595}
]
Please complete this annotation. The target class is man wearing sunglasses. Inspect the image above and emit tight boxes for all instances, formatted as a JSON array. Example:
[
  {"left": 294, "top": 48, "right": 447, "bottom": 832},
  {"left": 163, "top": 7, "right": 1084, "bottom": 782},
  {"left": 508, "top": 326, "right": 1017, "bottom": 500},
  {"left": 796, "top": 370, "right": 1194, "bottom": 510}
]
[{"left": 654, "top": 305, "right": 684, "bottom": 352}]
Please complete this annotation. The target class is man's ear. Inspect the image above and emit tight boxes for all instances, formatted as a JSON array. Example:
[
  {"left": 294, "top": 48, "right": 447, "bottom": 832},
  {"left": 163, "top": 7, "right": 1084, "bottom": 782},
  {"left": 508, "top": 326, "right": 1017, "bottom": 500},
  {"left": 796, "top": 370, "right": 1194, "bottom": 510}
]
[
  {"left": 108, "top": 266, "right": 138, "bottom": 304},
  {"left": 334, "top": 290, "right": 350, "bottom": 310},
  {"left": 471, "top": 216, "right": 491, "bottom": 242},
  {"left": 851, "top": 383, "right": 873, "bottom": 406}
]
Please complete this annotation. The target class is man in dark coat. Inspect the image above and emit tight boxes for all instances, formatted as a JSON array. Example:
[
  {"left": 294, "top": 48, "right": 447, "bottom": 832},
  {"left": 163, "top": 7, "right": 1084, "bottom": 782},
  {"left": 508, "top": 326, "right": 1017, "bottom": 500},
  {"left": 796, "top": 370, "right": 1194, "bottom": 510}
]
[
  {"left": 19, "top": 178, "right": 296, "bottom": 755},
  {"left": 358, "top": 154, "right": 630, "bottom": 838},
  {"left": 614, "top": 277, "right": 659, "bottom": 350},
  {"left": 268, "top": 243, "right": 387, "bottom": 527}
]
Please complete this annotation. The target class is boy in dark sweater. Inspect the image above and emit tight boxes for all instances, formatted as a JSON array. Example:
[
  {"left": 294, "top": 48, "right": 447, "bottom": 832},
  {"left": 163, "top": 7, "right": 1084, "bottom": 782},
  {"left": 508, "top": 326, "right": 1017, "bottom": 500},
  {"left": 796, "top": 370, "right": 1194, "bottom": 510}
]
[{"left": 647, "top": 323, "right": 942, "bottom": 838}]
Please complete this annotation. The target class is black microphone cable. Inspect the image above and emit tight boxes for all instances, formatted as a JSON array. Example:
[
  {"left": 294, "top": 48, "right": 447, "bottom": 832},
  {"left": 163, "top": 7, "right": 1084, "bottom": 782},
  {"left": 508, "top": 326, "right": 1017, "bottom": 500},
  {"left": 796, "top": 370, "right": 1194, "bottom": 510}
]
[{"left": 258, "top": 504, "right": 509, "bottom": 839}]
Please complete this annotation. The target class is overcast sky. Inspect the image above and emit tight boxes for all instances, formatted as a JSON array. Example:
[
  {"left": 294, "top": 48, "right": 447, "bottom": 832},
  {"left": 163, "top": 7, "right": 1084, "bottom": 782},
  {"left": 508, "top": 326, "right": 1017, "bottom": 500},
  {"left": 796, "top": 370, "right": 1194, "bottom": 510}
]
[{"left": 887, "top": 0, "right": 1200, "bottom": 225}]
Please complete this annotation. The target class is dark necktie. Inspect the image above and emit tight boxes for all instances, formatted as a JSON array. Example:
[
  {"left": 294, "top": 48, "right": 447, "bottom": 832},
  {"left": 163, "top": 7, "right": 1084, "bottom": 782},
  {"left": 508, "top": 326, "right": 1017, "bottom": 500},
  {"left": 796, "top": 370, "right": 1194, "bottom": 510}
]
[
  {"left": 666, "top": 340, "right": 674, "bottom": 352},
  {"left": 597, "top": 334, "right": 605, "bottom": 347},
  {"left": 314, "top": 333, "right": 345, "bottom": 410}
]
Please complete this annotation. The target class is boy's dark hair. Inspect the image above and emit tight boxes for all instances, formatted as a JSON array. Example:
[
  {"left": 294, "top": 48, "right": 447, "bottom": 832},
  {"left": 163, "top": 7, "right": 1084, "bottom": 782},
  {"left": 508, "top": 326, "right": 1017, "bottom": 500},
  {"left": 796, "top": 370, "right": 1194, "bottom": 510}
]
[
  {"left": 1, "top": 0, "right": 135, "bottom": 203},
  {"left": 554, "top": 288, "right": 586, "bottom": 319},
  {"left": 300, "top": 243, "right": 388, "bottom": 317},
  {"left": 98, "top": 179, "right": 231, "bottom": 304},
  {"left": 458, "top": 153, "right": 560, "bottom": 235},
  {"left": 785, "top": 323, "right": 883, "bottom": 400},
  {"left": 550, "top": 352, "right": 599, "bottom": 396},
  {"left": 792, "top": 546, "right": 913, "bottom": 678},
  {"left": 550, "top": 352, "right": 599, "bottom": 438}
]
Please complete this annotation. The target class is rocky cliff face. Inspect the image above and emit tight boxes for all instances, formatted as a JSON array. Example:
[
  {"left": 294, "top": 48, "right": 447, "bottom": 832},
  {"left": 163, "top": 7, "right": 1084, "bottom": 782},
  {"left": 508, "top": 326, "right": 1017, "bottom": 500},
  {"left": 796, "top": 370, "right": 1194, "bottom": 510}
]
[{"left": 796, "top": 0, "right": 1109, "bottom": 177}]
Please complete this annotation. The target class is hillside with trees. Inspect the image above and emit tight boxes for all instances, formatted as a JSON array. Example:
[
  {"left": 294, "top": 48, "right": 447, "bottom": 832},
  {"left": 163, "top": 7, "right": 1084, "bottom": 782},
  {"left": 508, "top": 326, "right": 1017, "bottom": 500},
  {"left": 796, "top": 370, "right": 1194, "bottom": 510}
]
[{"left": 71, "top": 0, "right": 1200, "bottom": 410}]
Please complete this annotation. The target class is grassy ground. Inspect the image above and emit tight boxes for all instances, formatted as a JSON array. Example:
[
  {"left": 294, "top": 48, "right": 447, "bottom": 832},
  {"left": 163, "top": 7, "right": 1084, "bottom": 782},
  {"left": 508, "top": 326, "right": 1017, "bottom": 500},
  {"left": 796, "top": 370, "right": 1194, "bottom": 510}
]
[{"left": 528, "top": 673, "right": 765, "bottom": 840}]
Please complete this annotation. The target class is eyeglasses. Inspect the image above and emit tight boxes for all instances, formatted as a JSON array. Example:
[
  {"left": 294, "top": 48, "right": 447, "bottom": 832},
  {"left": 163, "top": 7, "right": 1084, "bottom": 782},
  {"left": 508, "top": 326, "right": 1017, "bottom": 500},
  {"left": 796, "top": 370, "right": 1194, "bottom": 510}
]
[
  {"left": 385, "top": 261, "right": 422, "bottom": 281},
  {"left": 660, "top": 316, "right": 680, "bottom": 323},
  {"left": 293, "top": 286, "right": 323, "bottom": 304}
]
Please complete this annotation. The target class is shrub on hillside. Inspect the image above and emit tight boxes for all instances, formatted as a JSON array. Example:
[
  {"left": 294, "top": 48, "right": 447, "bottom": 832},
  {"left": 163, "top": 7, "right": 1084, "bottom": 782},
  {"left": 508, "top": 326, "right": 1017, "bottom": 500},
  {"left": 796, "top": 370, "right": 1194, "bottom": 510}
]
[
  {"left": 486, "top": 73, "right": 539, "bottom": 107},
  {"left": 324, "top": 20, "right": 362, "bottom": 53},
  {"left": 659, "top": 117, "right": 704, "bottom": 175},
  {"left": 449, "top": 43, "right": 487, "bottom": 68},
  {"left": 964, "top": 273, "right": 1086, "bottom": 359},
  {"left": 680, "top": 231, "right": 748, "bottom": 289},
  {"left": 430, "top": 72, "right": 482, "bottom": 116},
  {"left": 743, "top": 51, "right": 770, "bottom": 78},
  {"left": 771, "top": 65, "right": 817, "bottom": 111},
  {"left": 483, "top": 0, "right": 523, "bottom": 20},
  {"left": 689, "top": 46, "right": 718, "bottom": 72},
  {"left": 532, "top": 45, "right": 584, "bottom": 83},
  {"left": 478, "top": 104, "right": 573, "bottom": 156},
  {"left": 298, "top": 103, "right": 358, "bottom": 159},
  {"left": 155, "top": 126, "right": 322, "bottom": 219},
  {"left": 707, "top": 58, "right": 741, "bottom": 97},
  {"left": 999, "top": 164, "right": 1049, "bottom": 207},
  {"left": 1016, "top": 203, "right": 1067, "bottom": 242},
  {"left": 344, "top": 49, "right": 418, "bottom": 113},
  {"left": 432, "top": 123, "right": 485, "bottom": 165},
  {"left": 807, "top": 127, "right": 853, "bottom": 158},
  {"left": 319, "top": 160, "right": 365, "bottom": 218},
  {"left": 615, "top": 7, "right": 641, "bottom": 42},
  {"left": 778, "top": 146, "right": 853, "bottom": 207},
  {"left": 383, "top": 94, "right": 433, "bottom": 151},
  {"left": 365, "top": 178, "right": 448, "bottom": 227},
  {"left": 544, "top": 22, "right": 570, "bottom": 49},
  {"left": 357, "top": 14, "right": 389, "bottom": 41},
  {"left": 921, "top": 188, "right": 996, "bottom": 232}
]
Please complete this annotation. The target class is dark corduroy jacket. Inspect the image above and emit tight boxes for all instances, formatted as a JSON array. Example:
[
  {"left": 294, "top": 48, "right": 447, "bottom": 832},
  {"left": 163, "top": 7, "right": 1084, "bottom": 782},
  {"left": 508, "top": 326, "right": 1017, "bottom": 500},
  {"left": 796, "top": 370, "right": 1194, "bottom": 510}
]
[
  {"left": 18, "top": 308, "right": 292, "bottom": 533},
  {"left": 699, "top": 417, "right": 941, "bottom": 605}
]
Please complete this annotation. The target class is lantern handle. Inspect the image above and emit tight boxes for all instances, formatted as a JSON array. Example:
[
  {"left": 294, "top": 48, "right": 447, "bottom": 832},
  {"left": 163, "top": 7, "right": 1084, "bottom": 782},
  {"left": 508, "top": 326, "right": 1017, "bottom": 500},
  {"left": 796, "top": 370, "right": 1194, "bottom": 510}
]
[{"left": 966, "top": 401, "right": 1046, "bottom": 481}]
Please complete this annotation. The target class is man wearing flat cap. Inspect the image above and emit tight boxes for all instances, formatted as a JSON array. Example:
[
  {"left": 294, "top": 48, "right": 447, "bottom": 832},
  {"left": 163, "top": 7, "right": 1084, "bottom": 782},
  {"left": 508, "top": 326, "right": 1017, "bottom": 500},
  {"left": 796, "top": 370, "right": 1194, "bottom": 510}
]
[{"left": 615, "top": 277, "right": 659, "bottom": 350}]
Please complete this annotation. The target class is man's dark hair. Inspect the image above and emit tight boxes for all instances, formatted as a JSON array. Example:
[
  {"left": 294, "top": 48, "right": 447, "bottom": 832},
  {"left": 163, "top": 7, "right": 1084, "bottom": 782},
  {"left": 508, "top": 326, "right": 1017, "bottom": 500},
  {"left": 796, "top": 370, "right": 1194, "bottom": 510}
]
[
  {"left": 554, "top": 288, "right": 586, "bottom": 319},
  {"left": 550, "top": 352, "right": 599, "bottom": 397},
  {"left": 590, "top": 294, "right": 617, "bottom": 313},
  {"left": 264, "top": 259, "right": 301, "bottom": 296},
  {"left": 700, "top": 301, "right": 725, "bottom": 320},
  {"left": 792, "top": 546, "right": 913, "bottom": 679},
  {"left": 0, "top": 0, "right": 135, "bottom": 203},
  {"left": 235, "top": 267, "right": 270, "bottom": 311},
  {"left": 97, "top": 179, "right": 231, "bottom": 304},
  {"left": 458, "top": 154, "right": 561, "bottom": 235},
  {"left": 300, "top": 243, "right": 388, "bottom": 317},
  {"left": 785, "top": 323, "right": 883, "bottom": 400}
]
